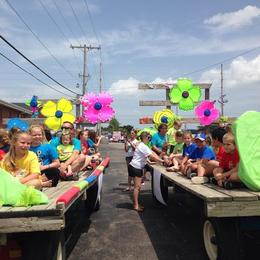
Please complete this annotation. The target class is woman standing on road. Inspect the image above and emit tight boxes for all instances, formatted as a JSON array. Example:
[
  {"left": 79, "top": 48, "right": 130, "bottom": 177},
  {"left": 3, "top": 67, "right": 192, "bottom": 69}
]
[
  {"left": 129, "top": 132, "right": 164, "bottom": 212},
  {"left": 124, "top": 130, "right": 138, "bottom": 191}
]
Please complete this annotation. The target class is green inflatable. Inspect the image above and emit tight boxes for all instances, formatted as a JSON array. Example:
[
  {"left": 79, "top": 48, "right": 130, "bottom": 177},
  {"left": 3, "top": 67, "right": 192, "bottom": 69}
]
[
  {"left": 0, "top": 168, "right": 49, "bottom": 207},
  {"left": 232, "top": 111, "right": 260, "bottom": 191}
]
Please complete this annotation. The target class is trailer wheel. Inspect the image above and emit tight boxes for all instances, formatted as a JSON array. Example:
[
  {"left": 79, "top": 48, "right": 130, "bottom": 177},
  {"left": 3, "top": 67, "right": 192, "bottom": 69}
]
[
  {"left": 52, "top": 231, "right": 65, "bottom": 260},
  {"left": 203, "top": 220, "right": 217, "bottom": 260},
  {"left": 203, "top": 218, "right": 244, "bottom": 260}
]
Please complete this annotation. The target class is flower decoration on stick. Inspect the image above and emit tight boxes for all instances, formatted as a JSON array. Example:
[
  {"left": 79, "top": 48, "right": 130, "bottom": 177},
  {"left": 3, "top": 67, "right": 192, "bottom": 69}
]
[
  {"left": 81, "top": 92, "right": 115, "bottom": 124},
  {"left": 153, "top": 109, "right": 175, "bottom": 129},
  {"left": 195, "top": 100, "right": 220, "bottom": 126},
  {"left": 169, "top": 79, "right": 201, "bottom": 111},
  {"left": 40, "top": 98, "right": 75, "bottom": 131},
  {"left": 25, "top": 95, "right": 41, "bottom": 118},
  {"left": 7, "top": 118, "right": 29, "bottom": 131}
]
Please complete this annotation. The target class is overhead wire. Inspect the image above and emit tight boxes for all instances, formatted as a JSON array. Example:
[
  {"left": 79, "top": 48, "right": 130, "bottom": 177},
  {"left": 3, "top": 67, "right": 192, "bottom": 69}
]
[
  {"left": 38, "top": 0, "right": 81, "bottom": 71},
  {"left": 5, "top": 0, "right": 78, "bottom": 81},
  {"left": 0, "top": 51, "right": 75, "bottom": 98},
  {"left": 0, "top": 35, "right": 80, "bottom": 95},
  {"left": 80, "top": 0, "right": 103, "bottom": 90}
]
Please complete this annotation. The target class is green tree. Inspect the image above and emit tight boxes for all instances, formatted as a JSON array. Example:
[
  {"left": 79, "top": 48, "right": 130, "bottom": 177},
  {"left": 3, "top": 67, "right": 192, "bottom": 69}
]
[{"left": 109, "top": 117, "right": 120, "bottom": 131}]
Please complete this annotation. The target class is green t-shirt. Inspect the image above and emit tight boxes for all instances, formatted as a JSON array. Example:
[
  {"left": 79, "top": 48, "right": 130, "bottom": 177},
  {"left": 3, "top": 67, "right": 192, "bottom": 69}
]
[
  {"left": 57, "top": 144, "right": 74, "bottom": 162},
  {"left": 167, "top": 127, "right": 177, "bottom": 146},
  {"left": 173, "top": 143, "right": 183, "bottom": 154}
]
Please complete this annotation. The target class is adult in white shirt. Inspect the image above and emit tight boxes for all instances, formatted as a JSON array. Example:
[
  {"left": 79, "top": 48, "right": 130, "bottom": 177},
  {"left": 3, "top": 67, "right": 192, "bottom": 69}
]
[
  {"left": 129, "top": 132, "right": 164, "bottom": 212},
  {"left": 124, "top": 130, "right": 139, "bottom": 191}
]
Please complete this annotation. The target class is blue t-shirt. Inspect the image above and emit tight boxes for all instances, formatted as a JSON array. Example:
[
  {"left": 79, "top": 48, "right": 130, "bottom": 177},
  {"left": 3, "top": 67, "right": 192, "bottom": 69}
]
[
  {"left": 189, "top": 145, "right": 216, "bottom": 160},
  {"left": 50, "top": 137, "right": 81, "bottom": 151},
  {"left": 182, "top": 143, "right": 197, "bottom": 157},
  {"left": 30, "top": 143, "right": 59, "bottom": 165},
  {"left": 151, "top": 132, "right": 167, "bottom": 150},
  {"left": 87, "top": 138, "right": 95, "bottom": 148}
]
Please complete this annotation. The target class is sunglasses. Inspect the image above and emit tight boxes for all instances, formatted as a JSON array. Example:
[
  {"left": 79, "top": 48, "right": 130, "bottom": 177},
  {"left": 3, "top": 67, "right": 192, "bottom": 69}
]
[{"left": 61, "top": 126, "right": 72, "bottom": 130}]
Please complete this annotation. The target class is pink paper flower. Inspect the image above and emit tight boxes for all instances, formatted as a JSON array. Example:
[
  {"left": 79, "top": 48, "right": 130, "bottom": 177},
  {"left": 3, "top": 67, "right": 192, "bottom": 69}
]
[
  {"left": 81, "top": 92, "right": 115, "bottom": 124},
  {"left": 195, "top": 100, "right": 219, "bottom": 126}
]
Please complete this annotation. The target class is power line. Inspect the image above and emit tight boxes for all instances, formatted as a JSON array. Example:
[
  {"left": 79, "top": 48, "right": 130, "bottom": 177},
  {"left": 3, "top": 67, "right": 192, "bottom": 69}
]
[
  {"left": 66, "top": 0, "right": 89, "bottom": 44},
  {"left": 5, "top": 0, "right": 78, "bottom": 81},
  {"left": 0, "top": 51, "right": 75, "bottom": 98},
  {"left": 38, "top": 0, "right": 81, "bottom": 71},
  {"left": 0, "top": 34, "right": 80, "bottom": 95},
  {"left": 82, "top": 0, "right": 100, "bottom": 45},
  {"left": 177, "top": 45, "right": 260, "bottom": 78},
  {"left": 51, "top": 0, "right": 82, "bottom": 46}
]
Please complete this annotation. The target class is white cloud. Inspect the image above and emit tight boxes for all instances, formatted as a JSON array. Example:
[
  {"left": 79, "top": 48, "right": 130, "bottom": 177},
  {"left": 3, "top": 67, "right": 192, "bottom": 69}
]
[
  {"left": 108, "top": 77, "right": 139, "bottom": 96},
  {"left": 204, "top": 5, "right": 260, "bottom": 32},
  {"left": 200, "top": 54, "right": 260, "bottom": 88}
]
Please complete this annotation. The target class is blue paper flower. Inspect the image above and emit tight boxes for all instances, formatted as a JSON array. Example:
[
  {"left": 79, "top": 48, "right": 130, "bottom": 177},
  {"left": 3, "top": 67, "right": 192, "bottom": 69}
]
[{"left": 7, "top": 118, "right": 29, "bottom": 132}]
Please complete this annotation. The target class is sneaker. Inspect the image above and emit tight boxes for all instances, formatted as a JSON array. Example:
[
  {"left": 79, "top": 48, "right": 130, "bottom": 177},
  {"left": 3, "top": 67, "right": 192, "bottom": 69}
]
[
  {"left": 223, "top": 181, "right": 246, "bottom": 190},
  {"left": 189, "top": 172, "right": 198, "bottom": 179},
  {"left": 210, "top": 177, "right": 218, "bottom": 185},
  {"left": 191, "top": 176, "right": 209, "bottom": 184}
]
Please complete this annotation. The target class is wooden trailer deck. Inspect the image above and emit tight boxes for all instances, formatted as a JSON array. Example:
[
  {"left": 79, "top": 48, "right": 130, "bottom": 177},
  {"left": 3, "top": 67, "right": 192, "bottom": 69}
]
[
  {"left": 0, "top": 173, "right": 91, "bottom": 234},
  {"left": 151, "top": 164, "right": 260, "bottom": 218}
]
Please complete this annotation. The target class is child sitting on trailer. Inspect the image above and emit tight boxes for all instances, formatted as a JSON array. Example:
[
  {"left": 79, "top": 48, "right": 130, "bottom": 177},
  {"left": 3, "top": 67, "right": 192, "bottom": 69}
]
[
  {"left": 1, "top": 131, "right": 42, "bottom": 189},
  {"left": 57, "top": 132, "right": 76, "bottom": 179},
  {"left": 212, "top": 132, "right": 241, "bottom": 188}
]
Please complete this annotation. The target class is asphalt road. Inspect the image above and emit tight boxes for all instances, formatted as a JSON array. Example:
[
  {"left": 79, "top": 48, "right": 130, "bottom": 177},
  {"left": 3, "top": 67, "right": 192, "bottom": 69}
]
[{"left": 68, "top": 143, "right": 212, "bottom": 260}]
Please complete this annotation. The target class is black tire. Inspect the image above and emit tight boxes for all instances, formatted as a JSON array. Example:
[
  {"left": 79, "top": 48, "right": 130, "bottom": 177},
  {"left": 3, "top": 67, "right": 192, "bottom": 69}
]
[
  {"left": 203, "top": 218, "right": 244, "bottom": 260},
  {"left": 52, "top": 231, "right": 66, "bottom": 260}
]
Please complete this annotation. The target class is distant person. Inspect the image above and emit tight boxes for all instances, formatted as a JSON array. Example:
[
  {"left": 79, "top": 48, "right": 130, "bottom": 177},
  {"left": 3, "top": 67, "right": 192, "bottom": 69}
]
[
  {"left": 0, "top": 128, "right": 10, "bottom": 153},
  {"left": 129, "top": 132, "right": 164, "bottom": 212}
]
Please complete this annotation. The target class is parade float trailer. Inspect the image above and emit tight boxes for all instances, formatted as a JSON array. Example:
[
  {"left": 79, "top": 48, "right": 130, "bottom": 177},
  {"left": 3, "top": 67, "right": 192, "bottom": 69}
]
[{"left": 0, "top": 158, "right": 110, "bottom": 260}]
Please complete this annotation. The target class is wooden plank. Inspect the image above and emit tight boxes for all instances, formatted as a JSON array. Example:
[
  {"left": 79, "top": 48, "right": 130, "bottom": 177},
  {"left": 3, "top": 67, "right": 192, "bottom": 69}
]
[
  {"left": 138, "top": 83, "right": 212, "bottom": 90},
  {"left": 204, "top": 183, "right": 258, "bottom": 201},
  {"left": 152, "top": 164, "right": 231, "bottom": 202},
  {"left": 207, "top": 200, "right": 260, "bottom": 217},
  {"left": 139, "top": 117, "right": 237, "bottom": 124},
  {"left": 139, "top": 100, "right": 173, "bottom": 106},
  {"left": 0, "top": 216, "right": 64, "bottom": 233}
]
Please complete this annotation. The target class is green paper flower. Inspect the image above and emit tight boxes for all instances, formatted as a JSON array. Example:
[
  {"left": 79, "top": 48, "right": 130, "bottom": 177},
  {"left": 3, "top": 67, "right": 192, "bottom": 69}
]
[{"left": 169, "top": 79, "right": 201, "bottom": 111}]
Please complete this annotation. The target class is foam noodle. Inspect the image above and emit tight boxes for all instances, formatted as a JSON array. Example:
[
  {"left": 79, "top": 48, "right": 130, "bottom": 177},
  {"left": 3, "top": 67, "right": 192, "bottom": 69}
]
[
  {"left": 74, "top": 181, "right": 88, "bottom": 191},
  {"left": 56, "top": 187, "right": 80, "bottom": 206},
  {"left": 86, "top": 175, "right": 96, "bottom": 184}
]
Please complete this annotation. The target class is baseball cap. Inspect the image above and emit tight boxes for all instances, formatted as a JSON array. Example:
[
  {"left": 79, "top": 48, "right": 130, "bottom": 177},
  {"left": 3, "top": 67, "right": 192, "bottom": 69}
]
[{"left": 194, "top": 133, "right": 206, "bottom": 141}]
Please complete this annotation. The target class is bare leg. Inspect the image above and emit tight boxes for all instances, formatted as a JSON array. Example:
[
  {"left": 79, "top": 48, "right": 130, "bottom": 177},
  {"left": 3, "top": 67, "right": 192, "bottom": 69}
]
[{"left": 133, "top": 176, "right": 142, "bottom": 209}]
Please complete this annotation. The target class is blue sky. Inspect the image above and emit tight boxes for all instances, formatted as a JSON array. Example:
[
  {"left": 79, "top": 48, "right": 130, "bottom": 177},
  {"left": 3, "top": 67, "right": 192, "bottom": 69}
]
[{"left": 0, "top": 0, "right": 260, "bottom": 127}]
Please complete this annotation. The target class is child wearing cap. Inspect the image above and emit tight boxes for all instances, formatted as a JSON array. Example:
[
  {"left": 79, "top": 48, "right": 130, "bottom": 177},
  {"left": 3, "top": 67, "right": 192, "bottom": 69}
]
[
  {"left": 180, "top": 133, "right": 215, "bottom": 181},
  {"left": 195, "top": 128, "right": 227, "bottom": 181}
]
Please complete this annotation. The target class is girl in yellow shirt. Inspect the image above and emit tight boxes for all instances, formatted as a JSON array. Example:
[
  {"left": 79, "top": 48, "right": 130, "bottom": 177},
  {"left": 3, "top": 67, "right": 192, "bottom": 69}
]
[{"left": 1, "top": 131, "right": 42, "bottom": 189}]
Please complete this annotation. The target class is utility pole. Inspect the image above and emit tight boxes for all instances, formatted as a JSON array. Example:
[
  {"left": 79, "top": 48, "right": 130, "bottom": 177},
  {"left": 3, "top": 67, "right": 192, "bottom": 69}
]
[
  {"left": 70, "top": 44, "right": 101, "bottom": 119},
  {"left": 220, "top": 63, "right": 224, "bottom": 116}
]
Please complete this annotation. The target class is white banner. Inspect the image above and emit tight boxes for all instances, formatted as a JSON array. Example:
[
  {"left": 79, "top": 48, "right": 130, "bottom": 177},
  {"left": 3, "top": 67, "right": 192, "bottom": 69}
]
[
  {"left": 153, "top": 168, "right": 167, "bottom": 205},
  {"left": 96, "top": 172, "right": 103, "bottom": 206}
]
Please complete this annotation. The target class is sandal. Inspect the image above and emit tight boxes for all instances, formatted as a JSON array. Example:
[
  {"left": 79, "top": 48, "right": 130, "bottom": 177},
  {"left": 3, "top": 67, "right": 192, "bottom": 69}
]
[
  {"left": 122, "top": 187, "right": 131, "bottom": 192},
  {"left": 133, "top": 207, "right": 144, "bottom": 212}
]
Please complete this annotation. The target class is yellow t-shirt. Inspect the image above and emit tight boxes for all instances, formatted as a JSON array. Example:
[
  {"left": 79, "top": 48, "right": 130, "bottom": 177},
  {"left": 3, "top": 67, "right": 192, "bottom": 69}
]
[{"left": 1, "top": 151, "right": 40, "bottom": 178}]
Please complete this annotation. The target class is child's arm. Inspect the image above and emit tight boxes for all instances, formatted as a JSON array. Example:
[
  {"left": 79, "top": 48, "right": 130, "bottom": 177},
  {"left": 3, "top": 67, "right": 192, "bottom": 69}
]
[
  {"left": 20, "top": 173, "right": 39, "bottom": 184},
  {"left": 148, "top": 152, "right": 164, "bottom": 164},
  {"left": 60, "top": 150, "right": 79, "bottom": 171},
  {"left": 41, "top": 159, "right": 60, "bottom": 171}
]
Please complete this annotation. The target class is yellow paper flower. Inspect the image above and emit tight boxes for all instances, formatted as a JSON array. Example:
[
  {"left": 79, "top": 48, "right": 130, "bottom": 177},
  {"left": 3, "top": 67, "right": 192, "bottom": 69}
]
[
  {"left": 153, "top": 109, "right": 175, "bottom": 129},
  {"left": 40, "top": 98, "right": 75, "bottom": 130}
]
